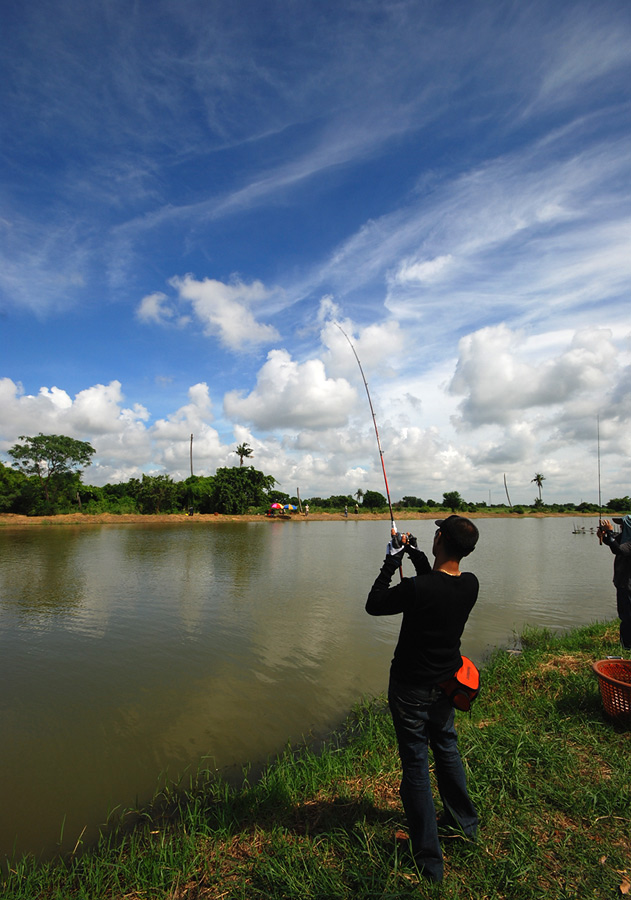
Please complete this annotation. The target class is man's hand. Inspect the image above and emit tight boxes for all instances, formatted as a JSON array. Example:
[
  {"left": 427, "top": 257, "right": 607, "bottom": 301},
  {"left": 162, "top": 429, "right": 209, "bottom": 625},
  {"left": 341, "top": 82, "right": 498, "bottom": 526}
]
[
  {"left": 387, "top": 529, "right": 405, "bottom": 556},
  {"left": 404, "top": 532, "right": 418, "bottom": 550}
]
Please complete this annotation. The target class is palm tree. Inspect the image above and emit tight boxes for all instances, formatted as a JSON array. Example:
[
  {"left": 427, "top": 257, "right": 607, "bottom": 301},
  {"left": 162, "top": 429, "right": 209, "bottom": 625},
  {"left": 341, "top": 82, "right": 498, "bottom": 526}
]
[
  {"left": 355, "top": 488, "right": 364, "bottom": 504},
  {"left": 531, "top": 473, "right": 545, "bottom": 501},
  {"left": 235, "top": 443, "right": 254, "bottom": 467}
]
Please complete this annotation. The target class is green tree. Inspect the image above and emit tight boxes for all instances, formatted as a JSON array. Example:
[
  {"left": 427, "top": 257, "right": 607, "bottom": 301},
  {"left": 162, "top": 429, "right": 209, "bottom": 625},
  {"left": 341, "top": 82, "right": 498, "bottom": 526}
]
[
  {"left": 0, "top": 462, "right": 30, "bottom": 513},
  {"left": 177, "top": 475, "right": 218, "bottom": 514},
  {"left": 402, "top": 495, "right": 424, "bottom": 508},
  {"left": 235, "top": 443, "right": 254, "bottom": 467},
  {"left": 269, "top": 490, "right": 291, "bottom": 506},
  {"left": 327, "top": 494, "right": 354, "bottom": 511},
  {"left": 607, "top": 496, "right": 630, "bottom": 513},
  {"left": 354, "top": 488, "right": 364, "bottom": 504},
  {"left": 442, "top": 490, "right": 464, "bottom": 512},
  {"left": 362, "top": 490, "right": 387, "bottom": 510},
  {"left": 8, "top": 433, "right": 95, "bottom": 508},
  {"left": 209, "top": 466, "right": 276, "bottom": 514},
  {"left": 136, "top": 474, "right": 178, "bottom": 514},
  {"left": 531, "top": 473, "right": 545, "bottom": 502}
]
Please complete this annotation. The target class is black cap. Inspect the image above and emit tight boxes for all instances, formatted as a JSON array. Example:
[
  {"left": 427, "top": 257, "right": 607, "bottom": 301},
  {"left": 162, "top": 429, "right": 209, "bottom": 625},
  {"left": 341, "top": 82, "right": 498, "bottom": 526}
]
[{"left": 435, "top": 515, "right": 479, "bottom": 554}]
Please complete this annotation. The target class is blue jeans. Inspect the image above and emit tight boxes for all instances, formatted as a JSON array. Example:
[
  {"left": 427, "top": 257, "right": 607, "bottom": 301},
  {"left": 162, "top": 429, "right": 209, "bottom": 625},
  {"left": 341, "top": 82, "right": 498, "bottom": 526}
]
[
  {"left": 388, "top": 678, "right": 478, "bottom": 882},
  {"left": 616, "top": 586, "right": 631, "bottom": 649}
]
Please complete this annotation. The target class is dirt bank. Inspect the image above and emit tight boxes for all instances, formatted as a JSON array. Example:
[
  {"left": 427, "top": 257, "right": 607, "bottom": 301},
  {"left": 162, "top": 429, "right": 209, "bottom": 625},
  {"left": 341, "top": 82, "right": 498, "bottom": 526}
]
[
  {"left": 0, "top": 510, "right": 583, "bottom": 527},
  {"left": 0, "top": 511, "right": 423, "bottom": 526}
]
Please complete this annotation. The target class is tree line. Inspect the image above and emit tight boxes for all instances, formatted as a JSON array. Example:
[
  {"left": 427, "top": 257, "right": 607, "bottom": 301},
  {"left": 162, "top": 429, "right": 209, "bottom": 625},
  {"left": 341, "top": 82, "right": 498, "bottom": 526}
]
[{"left": 1, "top": 434, "right": 629, "bottom": 518}]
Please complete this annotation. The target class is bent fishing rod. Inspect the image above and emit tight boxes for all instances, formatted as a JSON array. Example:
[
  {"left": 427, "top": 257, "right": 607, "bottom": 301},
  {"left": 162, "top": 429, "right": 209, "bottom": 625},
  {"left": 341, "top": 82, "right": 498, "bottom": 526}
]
[
  {"left": 334, "top": 322, "right": 398, "bottom": 535},
  {"left": 597, "top": 414, "right": 603, "bottom": 544}
]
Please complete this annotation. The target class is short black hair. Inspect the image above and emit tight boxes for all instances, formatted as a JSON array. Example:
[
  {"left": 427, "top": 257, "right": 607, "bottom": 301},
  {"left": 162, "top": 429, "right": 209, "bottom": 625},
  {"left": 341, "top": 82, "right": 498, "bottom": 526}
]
[{"left": 435, "top": 515, "right": 479, "bottom": 557}]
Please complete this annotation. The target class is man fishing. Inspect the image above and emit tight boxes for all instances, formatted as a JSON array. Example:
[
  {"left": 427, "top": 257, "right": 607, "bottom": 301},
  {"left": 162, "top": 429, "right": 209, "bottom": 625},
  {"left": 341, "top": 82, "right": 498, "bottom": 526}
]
[
  {"left": 366, "top": 515, "right": 480, "bottom": 883},
  {"left": 597, "top": 514, "right": 631, "bottom": 650}
]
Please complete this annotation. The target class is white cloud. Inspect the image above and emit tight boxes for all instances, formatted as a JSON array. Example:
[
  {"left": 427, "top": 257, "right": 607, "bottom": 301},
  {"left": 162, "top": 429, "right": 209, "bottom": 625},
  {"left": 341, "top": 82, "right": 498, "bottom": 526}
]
[
  {"left": 149, "top": 383, "right": 227, "bottom": 475},
  {"left": 0, "top": 378, "right": 231, "bottom": 485},
  {"left": 0, "top": 378, "right": 138, "bottom": 439},
  {"left": 470, "top": 423, "right": 538, "bottom": 468},
  {"left": 533, "top": 17, "right": 631, "bottom": 109},
  {"left": 135, "top": 275, "right": 281, "bottom": 352},
  {"left": 136, "top": 292, "right": 174, "bottom": 325},
  {"left": 170, "top": 274, "right": 280, "bottom": 351},
  {"left": 224, "top": 349, "right": 356, "bottom": 430},
  {"left": 395, "top": 255, "right": 454, "bottom": 284},
  {"left": 71, "top": 382, "right": 150, "bottom": 434},
  {"left": 288, "top": 129, "right": 631, "bottom": 358},
  {"left": 319, "top": 314, "right": 406, "bottom": 381},
  {"left": 449, "top": 325, "right": 615, "bottom": 429},
  {"left": 38, "top": 386, "right": 73, "bottom": 409}
]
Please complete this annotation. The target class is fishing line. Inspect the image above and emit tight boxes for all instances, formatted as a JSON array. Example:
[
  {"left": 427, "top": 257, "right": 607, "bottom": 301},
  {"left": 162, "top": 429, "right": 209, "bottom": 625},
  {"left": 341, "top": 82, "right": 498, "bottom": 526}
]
[{"left": 334, "top": 322, "right": 397, "bottom": 531}]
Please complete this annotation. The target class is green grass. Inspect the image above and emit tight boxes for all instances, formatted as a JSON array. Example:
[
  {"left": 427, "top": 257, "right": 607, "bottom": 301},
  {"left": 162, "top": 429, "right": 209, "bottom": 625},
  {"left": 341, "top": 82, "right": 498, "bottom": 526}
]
[{"left": 2, "top": 621, "right": 630, "bottom": 898}]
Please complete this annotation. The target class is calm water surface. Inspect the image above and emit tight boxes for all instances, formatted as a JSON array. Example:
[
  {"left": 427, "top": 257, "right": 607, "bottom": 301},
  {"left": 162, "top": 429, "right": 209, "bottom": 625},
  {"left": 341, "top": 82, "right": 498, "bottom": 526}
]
[{"left": 0, "top": 517, "right": 613, "bottom": 860}]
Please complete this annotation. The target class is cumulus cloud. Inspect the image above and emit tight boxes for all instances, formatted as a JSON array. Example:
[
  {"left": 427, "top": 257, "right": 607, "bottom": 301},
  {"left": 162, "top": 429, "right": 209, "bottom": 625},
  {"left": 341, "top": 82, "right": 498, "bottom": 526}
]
[
  {"left": 149, "top": 383, "right": 230, "bottom": 474},
  {"left": 449, "top": 325, "right": 615, "bottom": 429},
  {"left": 0, "top": 378, "right": 150, "bottom": 482},
  {"left": 470, "top": 422, "right": 538, "bottom": 467},
  {"left": 224, "top": 349, "right": 356, "bottom": 429},
  {"left": 318, "top": 311, "right": 406, "bottom": 381},
  {"left": 71, "top": 382, "right": 150, "bottom": 434},
  {"left": 170, "top": 274, "right": 280, "bottom": 351},
  {"left": 0, "top": 378, "right": 234, "bottom": 485},
  {"left": 135, "top": 275, "right": 281, "bottom": 351},
  {"left": 0, "top": 378, "right": 147, "bottom": 439}
]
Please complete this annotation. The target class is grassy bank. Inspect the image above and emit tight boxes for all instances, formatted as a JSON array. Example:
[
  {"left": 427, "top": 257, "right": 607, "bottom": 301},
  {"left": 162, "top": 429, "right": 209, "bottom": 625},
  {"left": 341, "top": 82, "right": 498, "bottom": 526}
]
[{"left": 3, "top": 621, "right": 630, "bottom": 899}]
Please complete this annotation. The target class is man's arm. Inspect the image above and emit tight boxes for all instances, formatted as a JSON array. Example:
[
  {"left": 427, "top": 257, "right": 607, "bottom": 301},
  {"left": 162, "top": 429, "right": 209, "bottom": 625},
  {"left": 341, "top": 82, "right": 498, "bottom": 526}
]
[
  {"left": 366, "top": 553, "right": 413, "bottom": 616},
  {"left": 599, "top": 520, "right": 630, "bottom": 557},
  {"left": 606, "top": 534, "right": 631, "bottom": 558},
  {"left": 404, "top": 543, "right": 432, "bottom": 576}
]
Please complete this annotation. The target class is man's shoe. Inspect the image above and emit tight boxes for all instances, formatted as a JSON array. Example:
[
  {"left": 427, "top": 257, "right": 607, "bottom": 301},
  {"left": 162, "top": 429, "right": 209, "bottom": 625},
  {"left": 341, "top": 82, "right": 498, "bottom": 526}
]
[{"left": 436, "top": 813, "right": 477, "bottom": 841}]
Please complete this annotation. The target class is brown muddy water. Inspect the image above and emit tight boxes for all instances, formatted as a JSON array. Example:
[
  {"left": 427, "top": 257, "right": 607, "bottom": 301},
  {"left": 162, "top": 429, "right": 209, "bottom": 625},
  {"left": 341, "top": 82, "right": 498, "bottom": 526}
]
[{"left": 0, "top": 516, "right": 613, "bottom": 860}]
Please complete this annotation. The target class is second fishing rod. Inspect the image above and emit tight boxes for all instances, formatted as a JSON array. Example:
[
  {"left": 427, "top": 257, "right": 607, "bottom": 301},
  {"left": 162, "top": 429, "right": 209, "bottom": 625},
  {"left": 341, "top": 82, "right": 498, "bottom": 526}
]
[{"left": 335, "top": 322, "right": 399, "bottom": 536}]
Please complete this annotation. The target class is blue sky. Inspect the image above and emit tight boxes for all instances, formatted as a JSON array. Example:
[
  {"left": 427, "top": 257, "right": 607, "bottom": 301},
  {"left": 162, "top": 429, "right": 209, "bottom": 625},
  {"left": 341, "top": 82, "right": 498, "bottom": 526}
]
[{"left": 2, "top": 0, "right": 630, "bottom": 505}]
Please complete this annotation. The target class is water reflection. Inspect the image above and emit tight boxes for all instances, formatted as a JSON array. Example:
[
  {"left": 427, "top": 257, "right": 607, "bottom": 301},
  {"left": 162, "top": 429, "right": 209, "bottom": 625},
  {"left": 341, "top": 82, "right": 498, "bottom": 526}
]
[
  {"left": 0, "top": 529, "right": 89, "bottom": 615},
  {"left": 0, "top": 516, "right": 613, "bottom": 861}
]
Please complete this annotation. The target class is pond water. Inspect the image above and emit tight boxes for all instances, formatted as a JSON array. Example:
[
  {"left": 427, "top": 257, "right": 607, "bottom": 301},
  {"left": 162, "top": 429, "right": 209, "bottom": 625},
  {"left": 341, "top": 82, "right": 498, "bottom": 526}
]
[{"left": 0, "top": 516, "right": 615, "bottom": 860}]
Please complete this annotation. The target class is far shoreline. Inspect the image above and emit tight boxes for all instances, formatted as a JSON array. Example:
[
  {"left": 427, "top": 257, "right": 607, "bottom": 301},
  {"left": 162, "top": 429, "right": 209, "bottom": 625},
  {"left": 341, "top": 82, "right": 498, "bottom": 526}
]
[{"left": 0, "top": 510, "right": 603, "bottom": 527}]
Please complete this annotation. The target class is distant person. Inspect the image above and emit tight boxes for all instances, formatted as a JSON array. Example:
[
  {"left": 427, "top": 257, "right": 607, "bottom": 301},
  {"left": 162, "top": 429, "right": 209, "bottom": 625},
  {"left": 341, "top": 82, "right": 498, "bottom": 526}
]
[
  {"left": 344, "top": 505, "right": 348, "bottom": 517},
  {"left": 355, "top": 503, "right": 359, "bottom": 515},
  {"left": 365, "top": 515, "right": 480, "bottom": 883},
  {"left": 304, "top": 504, "right": 309, "bottom": 517},
  {"left": 597, "top": 515, "right": 631, "bottom": 650}
]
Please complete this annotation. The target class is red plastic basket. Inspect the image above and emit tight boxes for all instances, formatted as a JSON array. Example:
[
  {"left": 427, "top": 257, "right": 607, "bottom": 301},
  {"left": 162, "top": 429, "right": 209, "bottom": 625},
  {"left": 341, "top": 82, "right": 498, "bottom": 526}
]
[{"left": 592, "top": 660, "right": 631, "bottom": 726}]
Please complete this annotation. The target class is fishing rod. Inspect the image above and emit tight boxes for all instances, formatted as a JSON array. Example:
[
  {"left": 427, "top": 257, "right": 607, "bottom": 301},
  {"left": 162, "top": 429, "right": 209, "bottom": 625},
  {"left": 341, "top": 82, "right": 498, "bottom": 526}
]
[
  {"left": 334, "top": 322, "right": 397, "bottom": 533},
  {"left": 597, "top": 414, "right": 603, "bottom": 545}
]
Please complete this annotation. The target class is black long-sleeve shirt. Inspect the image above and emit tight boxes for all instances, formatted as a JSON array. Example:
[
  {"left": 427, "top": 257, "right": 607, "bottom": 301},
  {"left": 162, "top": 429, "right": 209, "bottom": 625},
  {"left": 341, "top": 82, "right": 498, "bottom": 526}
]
[
  {"left": 603, "top": 531, "right": 631, "bottom": 590},
  {"left": 366, "top": 547, "right": 479, "bottom": 686}
]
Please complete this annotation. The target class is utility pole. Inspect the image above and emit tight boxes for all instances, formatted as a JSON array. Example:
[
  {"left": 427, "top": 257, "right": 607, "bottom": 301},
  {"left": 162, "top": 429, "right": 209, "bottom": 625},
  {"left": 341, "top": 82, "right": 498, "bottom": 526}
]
[{"left": 503, "top": 473, "right": 512, "bottom": 508}]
